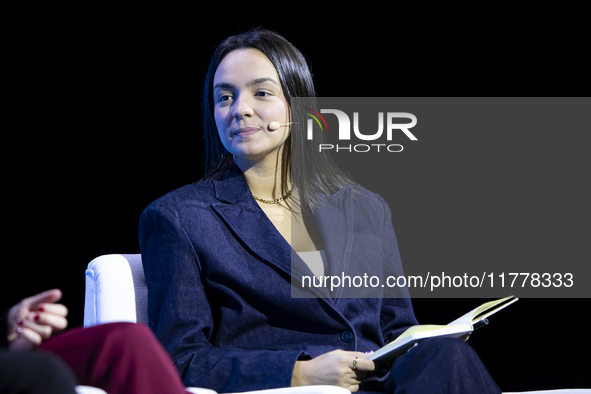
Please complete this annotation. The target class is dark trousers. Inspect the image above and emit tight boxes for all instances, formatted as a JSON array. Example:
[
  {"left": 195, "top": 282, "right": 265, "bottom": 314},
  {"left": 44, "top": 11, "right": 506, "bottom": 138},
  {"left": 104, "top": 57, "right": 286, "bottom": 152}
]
[
  {"left": 0, "top": 349, "right": 77, "bottom": 394},
  {"left": 39, "top": 322, "right": 188, "bottom": 394},
  {"left": 362, "top": 337, "right": 502, "bottom": 394}
]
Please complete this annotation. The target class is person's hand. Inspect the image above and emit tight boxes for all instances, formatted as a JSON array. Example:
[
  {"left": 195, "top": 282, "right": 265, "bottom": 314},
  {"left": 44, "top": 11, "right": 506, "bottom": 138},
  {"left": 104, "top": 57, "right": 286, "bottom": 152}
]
[
  {"left": 6, "top": 289, "right": 68, "bottom": 351},
  {"left": 291, "top": 349, "right": 375, "bottom": 392}
]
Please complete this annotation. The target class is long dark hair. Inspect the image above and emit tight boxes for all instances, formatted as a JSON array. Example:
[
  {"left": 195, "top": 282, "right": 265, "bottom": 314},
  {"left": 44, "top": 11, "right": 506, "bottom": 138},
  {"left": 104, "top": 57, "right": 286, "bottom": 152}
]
[{"left": 201, "top": 28, "right": 355, "bottom": 214}]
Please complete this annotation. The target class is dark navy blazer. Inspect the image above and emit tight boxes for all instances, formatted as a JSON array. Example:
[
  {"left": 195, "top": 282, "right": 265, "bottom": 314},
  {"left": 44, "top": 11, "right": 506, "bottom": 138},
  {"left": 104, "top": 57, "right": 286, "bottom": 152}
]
[{"left": 139, "top": 166, "right": 418, "bottom": 392}]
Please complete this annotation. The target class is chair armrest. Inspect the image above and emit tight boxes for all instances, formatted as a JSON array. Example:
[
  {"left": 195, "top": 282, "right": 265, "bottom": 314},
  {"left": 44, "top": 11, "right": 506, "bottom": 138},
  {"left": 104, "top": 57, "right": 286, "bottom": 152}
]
[
  {"left": 185, "top": 388, "right": 218, "bottom": 394},
  {"left": 75, "top": 386, "right": 107, "bottom": 394},
  {"left": 84, "top": 254, "right": 138, "bottom": 327}
]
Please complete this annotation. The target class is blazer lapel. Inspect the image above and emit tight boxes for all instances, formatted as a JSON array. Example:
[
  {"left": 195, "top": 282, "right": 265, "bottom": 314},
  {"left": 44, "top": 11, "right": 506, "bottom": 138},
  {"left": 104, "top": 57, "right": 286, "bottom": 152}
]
[
  {"left": 211, "top": 170, "right": 293, "bottom": 278},
  {"left": 210, "top": 167, "right": 353, "bottom": 301}
]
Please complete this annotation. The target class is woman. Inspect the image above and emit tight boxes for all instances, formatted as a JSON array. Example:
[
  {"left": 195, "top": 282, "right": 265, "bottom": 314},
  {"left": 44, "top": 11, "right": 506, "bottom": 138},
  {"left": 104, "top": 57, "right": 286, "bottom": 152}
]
[
  {"left": 1, "top": 289, "right": 190, "bottom": 394},
  {"left": 139, "top": 28, "right": 501, "bottom": 393}
]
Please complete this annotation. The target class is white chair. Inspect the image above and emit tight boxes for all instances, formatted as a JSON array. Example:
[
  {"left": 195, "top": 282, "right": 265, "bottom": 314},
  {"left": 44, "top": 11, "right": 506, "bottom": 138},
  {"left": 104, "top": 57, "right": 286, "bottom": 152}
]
[{"left": 84, "top": 254, "right": 590, "bottom": 394}]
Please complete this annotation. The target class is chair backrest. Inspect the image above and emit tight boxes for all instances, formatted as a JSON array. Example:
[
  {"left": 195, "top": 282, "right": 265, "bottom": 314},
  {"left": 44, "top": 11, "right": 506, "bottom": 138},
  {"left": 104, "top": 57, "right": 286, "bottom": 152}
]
[{"left": 84, "top": 254, "right": 148, "bottom": 327}]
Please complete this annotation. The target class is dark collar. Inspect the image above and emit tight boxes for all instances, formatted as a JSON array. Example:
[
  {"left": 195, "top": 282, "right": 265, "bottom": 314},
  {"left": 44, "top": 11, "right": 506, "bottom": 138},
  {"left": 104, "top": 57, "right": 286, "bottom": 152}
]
[{"left": 212, "top": 164, "right": 252, "bottom": 206}]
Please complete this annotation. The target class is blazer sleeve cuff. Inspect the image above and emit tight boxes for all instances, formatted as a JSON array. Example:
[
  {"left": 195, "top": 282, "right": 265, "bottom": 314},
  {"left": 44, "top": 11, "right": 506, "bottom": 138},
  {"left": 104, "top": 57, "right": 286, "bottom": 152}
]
[{"left": 182, "top": 349, "right": 309, "bottom": 392}]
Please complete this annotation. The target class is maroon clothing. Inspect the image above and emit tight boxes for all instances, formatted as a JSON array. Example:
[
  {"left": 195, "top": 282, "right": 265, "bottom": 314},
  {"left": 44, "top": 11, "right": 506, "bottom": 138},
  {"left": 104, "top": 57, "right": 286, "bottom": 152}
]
[{"left": 40, "top": 322, "right": 189, "bottom": 394}]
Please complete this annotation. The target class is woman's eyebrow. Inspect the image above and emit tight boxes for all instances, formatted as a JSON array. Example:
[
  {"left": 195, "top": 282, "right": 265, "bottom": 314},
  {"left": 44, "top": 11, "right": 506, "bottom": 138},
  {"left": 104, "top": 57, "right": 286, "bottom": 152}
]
[
  {"left": 246, "top": 77, "right": 278, "bottom": 87},
  {"left": 213, "top": 77, "right": 279, "bottom": 90},
  {"left": 213, "top": 82, "right": 234, "bottom": 90}
]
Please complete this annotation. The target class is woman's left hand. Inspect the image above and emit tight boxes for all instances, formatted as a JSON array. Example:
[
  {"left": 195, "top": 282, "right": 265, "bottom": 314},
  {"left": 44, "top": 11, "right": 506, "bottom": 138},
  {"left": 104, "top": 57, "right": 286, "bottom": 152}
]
[{"left": 7, "top": 289, "right": 68, "bottom": 351}]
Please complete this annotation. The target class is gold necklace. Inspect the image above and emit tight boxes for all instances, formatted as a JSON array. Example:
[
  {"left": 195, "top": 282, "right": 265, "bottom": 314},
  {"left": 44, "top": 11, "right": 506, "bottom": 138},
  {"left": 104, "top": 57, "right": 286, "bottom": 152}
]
[{"left": 252, "top": 189, "right": 292, "bottom": 204}]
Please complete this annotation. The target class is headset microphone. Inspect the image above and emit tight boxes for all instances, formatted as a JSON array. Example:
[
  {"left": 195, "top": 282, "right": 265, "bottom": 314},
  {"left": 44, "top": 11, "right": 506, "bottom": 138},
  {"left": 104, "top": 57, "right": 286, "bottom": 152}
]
[{"left": 268, "top": 121, "right": 294, "bottom": 131}]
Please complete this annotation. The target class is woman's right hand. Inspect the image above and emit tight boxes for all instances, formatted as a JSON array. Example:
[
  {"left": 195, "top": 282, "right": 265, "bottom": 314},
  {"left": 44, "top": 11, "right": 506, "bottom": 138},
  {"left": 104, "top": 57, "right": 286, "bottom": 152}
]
[
  {"left": 7, "top": 289, "right": 68, "bottom": 351},
  {"left": 291, "top": 349, "right": 375, "bottom": 392}
]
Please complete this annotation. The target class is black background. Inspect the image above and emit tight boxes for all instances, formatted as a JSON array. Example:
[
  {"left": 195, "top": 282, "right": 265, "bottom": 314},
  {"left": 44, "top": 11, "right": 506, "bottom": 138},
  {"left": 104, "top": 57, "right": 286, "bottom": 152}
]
[{"left": 3, "top": 7, "right": 589, "bottom": 391}]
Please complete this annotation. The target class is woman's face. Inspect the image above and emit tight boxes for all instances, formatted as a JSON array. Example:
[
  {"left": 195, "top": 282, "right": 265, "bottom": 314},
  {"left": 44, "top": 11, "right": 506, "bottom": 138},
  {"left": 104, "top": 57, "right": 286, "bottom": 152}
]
[{"left": 213, "top": 48, "right": 290, "bottom": 166}]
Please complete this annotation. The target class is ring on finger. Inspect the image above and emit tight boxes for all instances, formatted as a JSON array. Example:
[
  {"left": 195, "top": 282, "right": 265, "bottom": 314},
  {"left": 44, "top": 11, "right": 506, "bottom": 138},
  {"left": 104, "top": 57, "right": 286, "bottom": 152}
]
[{"left": 352, "top": 357, "right": 358, "bottom": 370}]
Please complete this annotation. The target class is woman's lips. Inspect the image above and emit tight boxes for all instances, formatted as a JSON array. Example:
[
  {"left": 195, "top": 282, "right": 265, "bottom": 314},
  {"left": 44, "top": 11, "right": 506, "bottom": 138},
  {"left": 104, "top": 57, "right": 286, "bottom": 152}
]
[{"left": 234, "top": 127, "right": 259, "bottom": 137}]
